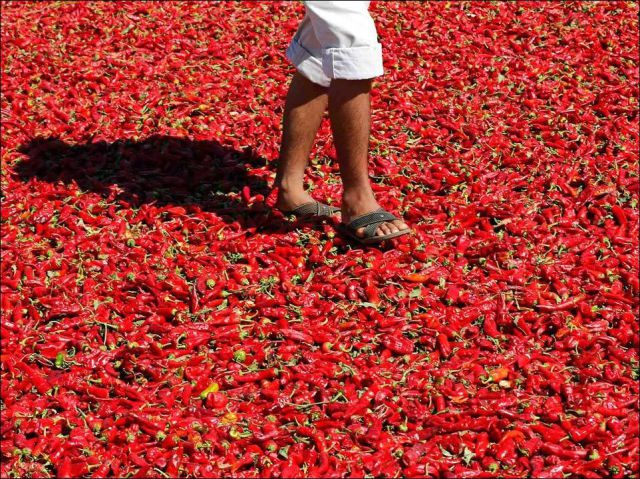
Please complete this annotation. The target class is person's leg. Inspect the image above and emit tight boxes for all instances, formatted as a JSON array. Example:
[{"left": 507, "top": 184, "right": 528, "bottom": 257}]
[
  {"left": 328, "top": 78, "right": 408, "bottom": 238},
  {"left": 274, "top": 72, "right": 328, "bottom": 211}
]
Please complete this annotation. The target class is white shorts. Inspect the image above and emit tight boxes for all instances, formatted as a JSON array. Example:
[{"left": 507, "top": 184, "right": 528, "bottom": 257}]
[{"left": 286, "top": 1, "right": 384, "bottom": 87}]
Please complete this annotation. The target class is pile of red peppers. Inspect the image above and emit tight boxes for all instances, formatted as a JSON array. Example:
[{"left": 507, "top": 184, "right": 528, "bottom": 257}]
[{"left": 1, "top": 1, "right": 638, "bottom": 477}]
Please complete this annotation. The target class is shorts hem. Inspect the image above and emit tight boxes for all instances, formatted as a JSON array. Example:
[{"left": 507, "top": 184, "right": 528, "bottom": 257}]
[{"left": 286, "top": 37, "right": 331, "bottom": 87}]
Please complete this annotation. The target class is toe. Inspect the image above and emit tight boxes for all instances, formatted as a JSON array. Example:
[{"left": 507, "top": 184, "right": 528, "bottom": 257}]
[
  {"left": 394, "top": 220, "right": 409, "bottom": 231},
  {"left": 348, "top": 215, "right": 408, "bottom": 240}
]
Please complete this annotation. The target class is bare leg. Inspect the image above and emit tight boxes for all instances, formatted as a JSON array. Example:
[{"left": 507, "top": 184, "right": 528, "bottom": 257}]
[
  {"left": 328, "top": 79, "right": 408, "bottom": 237},
  {"left": 274, "top": 72, "right": 328, "bottom": 211}
]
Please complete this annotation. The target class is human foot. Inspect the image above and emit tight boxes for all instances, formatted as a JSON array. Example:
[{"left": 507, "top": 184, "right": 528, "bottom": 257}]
[
  {"left": 338, "top": 208, "right": 411, "bottom": 244},
  {"left": 273, "top": 185, "right": 316, "bottom": 213},
  {"left": 273, "top": 185, "right": 338, "bottom": 218},
  {"left": 341, "top": 190, "right": 409, "bottom": 239}
]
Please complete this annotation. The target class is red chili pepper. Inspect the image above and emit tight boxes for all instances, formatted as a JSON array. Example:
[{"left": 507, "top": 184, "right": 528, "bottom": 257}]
[
  {"left": 536, "top": 294, "right": 587, "bottom": 312},
  {"left": 235, "top": 367, "right": 278, "bottom": 384},
  {"left": 91, "top": 462, "right": 111, "bottom": 478},
  {"left": 531, "top": 423, "right": 567, "bottom": 443},
  {"left": 404, "top": 272, "right": 431, "bottom": 283},
  {"left": 57, "top": 458, "right": 73, "bottom": 478},
  {"left": 483, "top": 314, "right": 499, "bottom": 337},
  {"left": 165, "top": 450, "right": 181, "bottom": 477},
  {"left": 364, "top": 276, "right": 380, "bottom": 305},
  {"left": 15, "top": 362, "right": 50, "bottom": 394},
  {"left": 280, "top": 328, "right": 313, "bottom": 343},
  {"left": 437, "top": 333, "right": 451, "bottom": 357},
  {"left": 540, "top": 442, "right": 588, "bottom": 459},
  {"left": 382, "top": 334, "right": 413, "bottom": 355},
  {"left": 475, "top": 431, "right": 490, "bottom": 458}
]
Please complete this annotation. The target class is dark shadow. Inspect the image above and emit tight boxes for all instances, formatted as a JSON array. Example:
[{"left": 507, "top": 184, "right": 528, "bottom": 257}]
[{"left": 14, "top": 135, "right": 288, "bottom": 230}]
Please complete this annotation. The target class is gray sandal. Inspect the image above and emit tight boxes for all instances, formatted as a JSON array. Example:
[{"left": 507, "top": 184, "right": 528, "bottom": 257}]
[
  {"left": 279, "top": 201, "right": 340, "bottom": 219},
  {"left": 338, "top": 208, "right": 411, "bottom": 244}
]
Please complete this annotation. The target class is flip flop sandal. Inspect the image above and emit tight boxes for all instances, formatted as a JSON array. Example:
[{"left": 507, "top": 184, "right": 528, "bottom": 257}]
[
  {"left": 278, "top": 201, "right": 340, "bottom": 219},
  {"left": 338, "top": 207, "right": 411, "bottom": 245}
]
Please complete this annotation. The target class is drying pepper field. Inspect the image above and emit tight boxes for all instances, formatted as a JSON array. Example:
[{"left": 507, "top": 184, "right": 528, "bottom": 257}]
[{"left": 1, "top": 1, "right": 639, "bottom": 478}]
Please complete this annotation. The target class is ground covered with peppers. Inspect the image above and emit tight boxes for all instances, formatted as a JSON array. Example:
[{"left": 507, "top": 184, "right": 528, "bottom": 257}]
[{"left": 1, "top": 1, "right": 639, "bottom": 478}]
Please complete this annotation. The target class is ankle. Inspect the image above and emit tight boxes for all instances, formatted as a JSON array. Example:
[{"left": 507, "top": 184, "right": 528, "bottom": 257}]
[
  {"left": 342, "top": 184, "right": 375, "bottom": 204},
  {"left": 341, "top": 185, "right": 378, "bottom": 217},
  {"left": 275, "top": 177, "right": 305, "bottom": 196},
  {"left": 273, "top": 181, "right": 313, "bottom": 210}
]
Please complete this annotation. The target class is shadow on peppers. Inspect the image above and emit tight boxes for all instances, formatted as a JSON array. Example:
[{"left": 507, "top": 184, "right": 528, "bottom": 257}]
[{"left": 15, "top": 134, "right": 290, "bottom": 230}]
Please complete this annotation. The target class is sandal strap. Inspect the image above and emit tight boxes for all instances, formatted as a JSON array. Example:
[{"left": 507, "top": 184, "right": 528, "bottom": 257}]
[
  {"left": 318, "top": 202, "right": 337, "bottom": 216},
  {"left": 290, "top": 202, "right": 320, "bottom": 216},
  {"left": 347, "top": 209, "right": 398, "bottom": 237},
  {"left": 362, "top": 222, "right": 382, "bottom": 238},
  {"left": 290, "top": 201, "right": 338, "bottom": 216}
]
